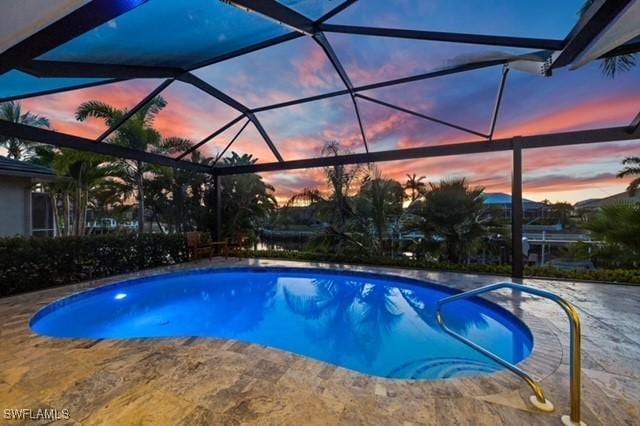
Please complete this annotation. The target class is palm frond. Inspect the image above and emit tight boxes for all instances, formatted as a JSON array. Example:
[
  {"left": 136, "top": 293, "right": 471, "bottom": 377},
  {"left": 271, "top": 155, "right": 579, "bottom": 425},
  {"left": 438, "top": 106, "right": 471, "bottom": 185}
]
[
  {"left": 600, "top": 54, "right": 636, "bottom": 79},
  {"left": 154, "top": 137, "right": 193, "bottom": 155},
  {"left": 20, "top": 111, "right": 50, "bottom": 128},
  {"left": 621, "top": 157, "right": 640, "bottom": 166},
  {"left": 75, "top": 100, "right": 122, "bottom": 125},
  {"left": 285, "top": 188, "right": 326, "bottom": 208},
  {"left": 626, "top": 177, "right": 640, "bottom": 196},
  {"left": 137, "top": 96, "right": 167, "bottom": 126}
]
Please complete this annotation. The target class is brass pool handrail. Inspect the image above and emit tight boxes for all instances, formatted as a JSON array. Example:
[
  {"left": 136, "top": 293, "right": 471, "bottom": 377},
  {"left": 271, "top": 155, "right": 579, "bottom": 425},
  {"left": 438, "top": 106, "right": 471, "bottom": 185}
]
[{"left": 435, "top": 282, "right": 583, "bottom": 426}]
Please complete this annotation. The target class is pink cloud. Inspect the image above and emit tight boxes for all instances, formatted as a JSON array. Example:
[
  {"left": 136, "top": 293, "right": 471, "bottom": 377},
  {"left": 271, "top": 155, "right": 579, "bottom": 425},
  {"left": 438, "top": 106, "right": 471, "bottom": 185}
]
[
  {"left": 292, "top": 45, "right": 341, "bottom": 91},
  {"left": 495, "top": 93, "right": 638, "bottom": 138},
  {"left": 21, "top": 80, "right": 160, "bottom": 139}
]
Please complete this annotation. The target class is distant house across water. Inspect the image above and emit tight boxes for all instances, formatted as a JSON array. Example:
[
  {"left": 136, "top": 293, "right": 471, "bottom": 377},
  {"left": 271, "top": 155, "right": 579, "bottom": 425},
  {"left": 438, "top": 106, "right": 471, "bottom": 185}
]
[
  {"left": 574, "top": 191, "right": 640, "bottom": 211},
  {"left": 0, "top": 157, "right": 57, "bottom": 237},
  {"left": 482, "top": 192, "right": 545, "bottom": 218}
]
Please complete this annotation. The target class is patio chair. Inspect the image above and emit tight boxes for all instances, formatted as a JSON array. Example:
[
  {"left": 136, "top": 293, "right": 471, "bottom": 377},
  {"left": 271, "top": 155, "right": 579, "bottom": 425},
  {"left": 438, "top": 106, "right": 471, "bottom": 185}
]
[
  {"left": 185, "top": 231, "right": 228, "bottom": 260},
  {"left": 227, "top": 232, "right": 252, "bottom": 255}
]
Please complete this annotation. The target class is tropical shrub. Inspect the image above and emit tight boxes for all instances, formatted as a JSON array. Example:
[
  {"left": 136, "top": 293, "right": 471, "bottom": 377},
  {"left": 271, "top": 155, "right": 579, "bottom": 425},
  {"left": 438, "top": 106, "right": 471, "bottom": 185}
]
[
  {"left": 582, "top": 203, "right": 640, "bottom": 268},
  {"left": 407, "top": 178, "right": 493, "bottom": 263},
  {"left": 218, "top": 152, "right": 277, "bottom": 240},
  {"left": 0, "top": 234, "right": 187, "bottom": 297}
]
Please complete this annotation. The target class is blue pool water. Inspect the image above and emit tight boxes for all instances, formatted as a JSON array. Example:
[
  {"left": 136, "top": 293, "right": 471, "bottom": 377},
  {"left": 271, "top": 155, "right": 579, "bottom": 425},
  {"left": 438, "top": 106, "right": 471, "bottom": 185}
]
[{"left": 30, "top": 267, "right": 533, "bottom": 379}]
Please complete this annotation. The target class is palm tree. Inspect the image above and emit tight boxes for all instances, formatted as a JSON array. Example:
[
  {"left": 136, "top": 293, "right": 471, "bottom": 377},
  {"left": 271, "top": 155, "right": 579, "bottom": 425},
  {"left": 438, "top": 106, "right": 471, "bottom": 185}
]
[
  {"left": 580, "top": 0, "right": 636, "bottom": 78},
  {"left": 410, "top": 178, "right": 490, "bottom": 263},
  {"left": 30, "top": 146, "right": 110, "bottom": 236},
  {"left": 144, "top": 153, "right": 211, "bottom": 233},
  {"left": 75, "top": 97, "right": 191, "bottom": 232},
  {"left": 0, "top": 101, "right": 50, "bottom": 160},
  {"left": 29, "top": 146, "right": 68, "bottom": 236},
  {"left": 54, "top": 149, "right": 111, "bottom": 236},
  {"left": 216, "top": 152, "right": 277, "bottom": 240},
  {"left": 404, "top": 173, "right": 427, "bottom": 202},
  {"left": 617, "top": 157, "right": 640, "bottom": 196},
  {"left": 287, "top": 142, "right": 362, "bottom": 225},
  {"left": 285, "top": 142, "right": 364, "bottom": 254},
  {"left": 321, "top": 141, "right": 363, "bottom": 226},
  {"left": 355, "top": 168, "right": 405, "bottom": 255},
  {"left": 288, "top": 142, "right": 361, "bottom": 222}
]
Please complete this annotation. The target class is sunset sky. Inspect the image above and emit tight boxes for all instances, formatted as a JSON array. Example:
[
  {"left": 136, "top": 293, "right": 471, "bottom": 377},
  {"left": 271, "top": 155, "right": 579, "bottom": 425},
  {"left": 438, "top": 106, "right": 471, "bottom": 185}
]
[{"left": 14, "top": 0, "right": 640, "bottom": 204}]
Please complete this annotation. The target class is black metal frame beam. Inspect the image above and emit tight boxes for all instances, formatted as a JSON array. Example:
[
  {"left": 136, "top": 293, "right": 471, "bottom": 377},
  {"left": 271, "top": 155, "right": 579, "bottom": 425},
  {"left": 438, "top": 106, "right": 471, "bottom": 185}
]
[
  {"left": 177, "top": 73, "right": 282, "bottom": 161},
  {"left": 167, "top": 58, "right": 507, "bottom": 160},
  {"left": 1, "top": 33, "right": 304, "bottom": 103},
  {"left": 213, "top": 174, "right": 222, "bottom": 240},
  {"left": 313, "top": 32, "right": 369, "bottom": 152},
  {"left": 2, "top": 120, "right": 637, "bottom": 178},
  {"left": 252, "top": 89, "right": 351, "bottom": 112},
  {"left": 358, "top": 59, "right": 509, "bottom": 92},
  {"left": 488, "top": 66, "right": 509, "bottom": 140},
  {"left": 18, "top": 60, "right": 182, "bottom": 79},
  {"left": 252, "top": 59, "right": 507, "bottom": 113},
  {"left": 351, "top": 98, "right": 369, "bottom": 153},
  {"left": 225, "top": 0, "right": 316, "bottom": 34},
  {"left": 177, "top": 114, "right": 245, "bottom": 160},
  {"left": 0, "top": 119, "right": 211, "bottom": 174},
  {"left": 511, "top": 138, "right": 523, "bottom": 279},
  {"left": 247, "top": 112, "right": 284, "bottom": 162},
  {"left": 0, "top": 0, "right": 150, "bottom": 75},
  {"left": 320, "top": 24, "right": 566, "bottom": 51},
  {"left": 0, "top": 78, "right": 123, "bottom": 103},
  {"left": 313, "top": 33, "right": 352, "bottom": 89},
  {"left": 355, "top": 94, "right": 489, "bottom": 139},
  {"left": 628, "top": 111, "right": 640, "bottom": 134},
  {"left": 95, "top": 78, "right": 175, "bottom": 143},
  {"left": 186, "top": 32, "right": 303, "bottom": 72},
  {"left": 553, "top": 0, "right": 635, "bottom": 68},
  {"left": 212, "top": 126, "right": 640, "bottom": 175},
  {"left": 316, "top": 0, "right": 359, "bottom": 24},
  {"left": 213, "top": 119, "right": 251, "bottom": 165},
  {"left": 177, "top": 73, "right": 249, "bottom": 113}
]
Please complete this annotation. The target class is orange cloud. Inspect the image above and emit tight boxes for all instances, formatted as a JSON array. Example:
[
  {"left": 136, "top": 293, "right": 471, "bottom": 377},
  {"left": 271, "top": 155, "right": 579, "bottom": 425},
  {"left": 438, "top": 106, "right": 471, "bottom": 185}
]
[
  {"left": 495, "top": 93, "right": 639, "bottom": 138},
  {"left": 21, "top": 79, "right": 167, "bottom": 139}
]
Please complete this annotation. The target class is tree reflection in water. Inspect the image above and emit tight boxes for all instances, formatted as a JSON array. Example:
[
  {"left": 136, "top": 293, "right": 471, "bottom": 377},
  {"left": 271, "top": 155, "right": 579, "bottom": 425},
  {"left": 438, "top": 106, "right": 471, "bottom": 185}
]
[
  {"left": 400, "top": 288, "right": 490, "bottom": 334},
  {"left": 283, "top": 278, "right": 402, "bottom": 365},
  {"left": 199, "top": 275, "right": 278, "bottom": 334}
]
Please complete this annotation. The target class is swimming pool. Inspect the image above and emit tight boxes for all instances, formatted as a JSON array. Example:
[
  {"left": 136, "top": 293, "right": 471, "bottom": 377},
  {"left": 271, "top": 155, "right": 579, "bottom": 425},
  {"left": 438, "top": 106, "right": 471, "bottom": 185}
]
[{"left": 30, "top": 267, "right": 533, "bottom": 380}]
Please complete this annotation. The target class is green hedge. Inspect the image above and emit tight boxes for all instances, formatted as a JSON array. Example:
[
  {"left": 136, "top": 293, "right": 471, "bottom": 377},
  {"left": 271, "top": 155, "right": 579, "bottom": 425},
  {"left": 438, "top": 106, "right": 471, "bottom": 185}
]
[
  {"left": 0, "top": 234, "right": 187, "bottom": 297},
  {"left": 231, "top": 249, "right": 640, "bottom": 284},
  {"left": 524, "top": 265, "right": 640, "bottom": 284},
  {"left": 2, "top": 237, "right": 638, "bottom": 298}
]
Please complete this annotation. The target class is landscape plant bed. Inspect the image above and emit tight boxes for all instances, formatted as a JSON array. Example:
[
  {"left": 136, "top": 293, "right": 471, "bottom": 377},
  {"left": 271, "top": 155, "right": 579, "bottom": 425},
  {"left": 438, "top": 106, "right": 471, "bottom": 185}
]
[
  {"left": 233, "top": 249, "right": 640, "bottom": 285},
  {"left": 0, "top": 234, "right": 187, "bottom": 297}
]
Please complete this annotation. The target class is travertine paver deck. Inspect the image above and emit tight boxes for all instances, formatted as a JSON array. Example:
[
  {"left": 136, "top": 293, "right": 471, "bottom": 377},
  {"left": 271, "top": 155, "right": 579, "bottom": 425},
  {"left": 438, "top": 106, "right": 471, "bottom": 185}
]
[{"left": 1, "top": 258, "right": 638, "bottom": 425}]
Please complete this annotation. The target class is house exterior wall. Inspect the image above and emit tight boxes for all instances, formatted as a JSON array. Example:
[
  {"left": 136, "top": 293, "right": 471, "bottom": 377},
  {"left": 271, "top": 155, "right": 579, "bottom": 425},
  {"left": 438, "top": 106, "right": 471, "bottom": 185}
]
[{"left": 0, "top": 176, "right": 31, "bottom": 237}]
